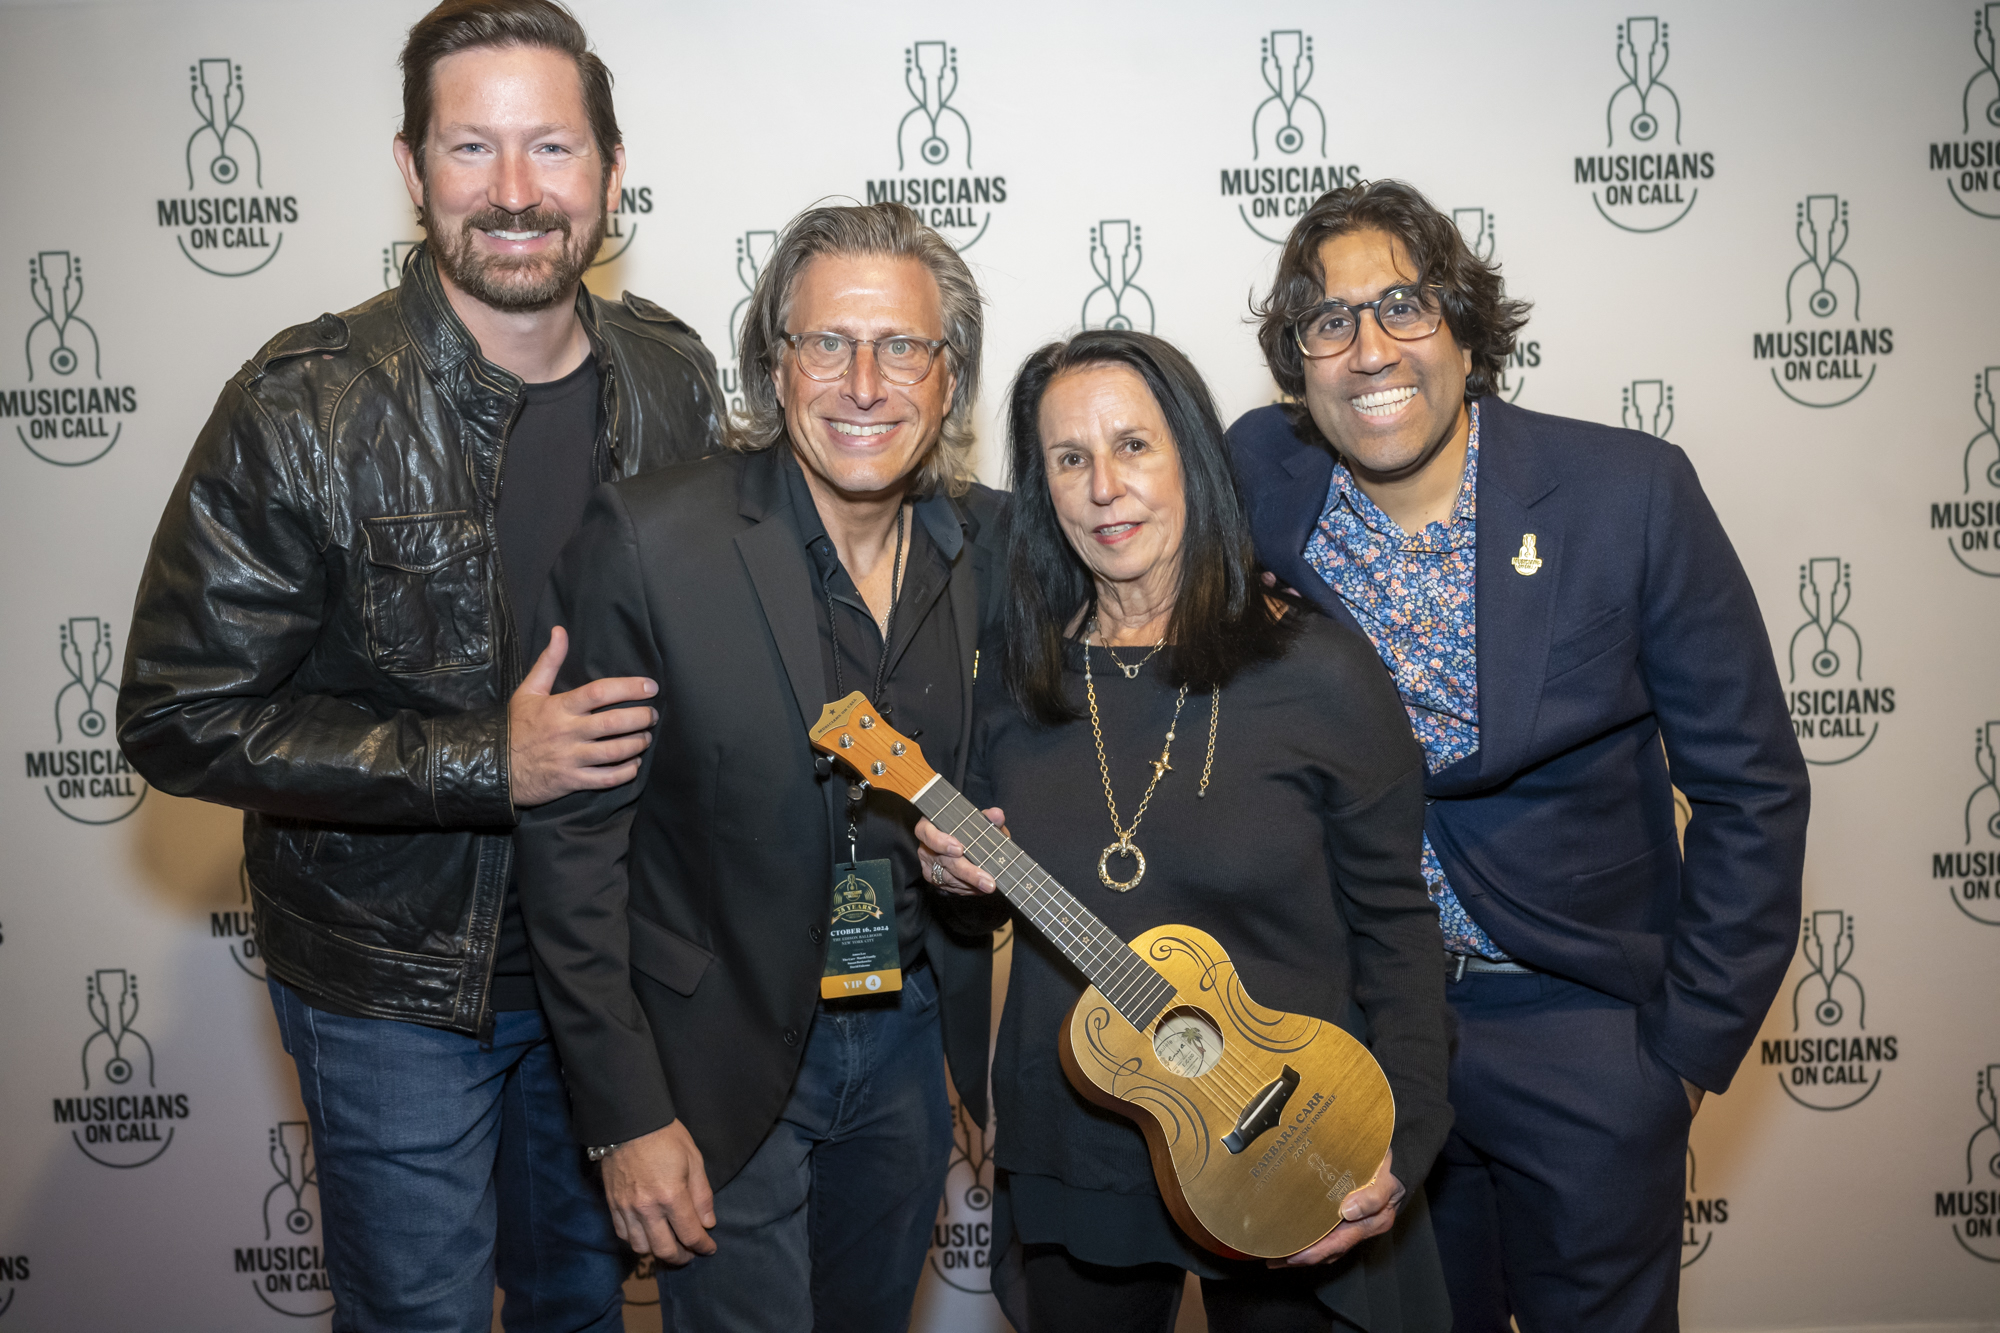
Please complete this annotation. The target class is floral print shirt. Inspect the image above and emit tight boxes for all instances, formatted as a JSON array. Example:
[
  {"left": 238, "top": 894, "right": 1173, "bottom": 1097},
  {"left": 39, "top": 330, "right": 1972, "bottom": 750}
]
[{"left": 1302, "top": 404, "right": 1506, "bottom": 959}]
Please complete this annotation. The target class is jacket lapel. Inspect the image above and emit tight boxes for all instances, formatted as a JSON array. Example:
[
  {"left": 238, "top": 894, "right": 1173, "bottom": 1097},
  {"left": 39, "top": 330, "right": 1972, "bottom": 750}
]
[
  {"left": 1247, "top": 430, "right": 1369, "bottom": 639},
  {"left": 733, "top": 450, "right": 827, "bottom": 731},
  {"left": 1435, "top": 398, "right": 1563, "bottom": 794}
]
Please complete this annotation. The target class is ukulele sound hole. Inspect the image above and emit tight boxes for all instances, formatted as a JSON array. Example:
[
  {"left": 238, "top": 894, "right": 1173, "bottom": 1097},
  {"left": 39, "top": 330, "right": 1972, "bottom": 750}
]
[{"left": 1152, "top": 1008, "right": 1224, "bottom": 1078}]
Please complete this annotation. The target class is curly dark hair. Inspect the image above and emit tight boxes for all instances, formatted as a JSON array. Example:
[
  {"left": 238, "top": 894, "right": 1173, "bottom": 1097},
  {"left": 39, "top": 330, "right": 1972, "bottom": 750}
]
[{"left": 1252, "top": 179, "right": 1531, "bottom": 436}]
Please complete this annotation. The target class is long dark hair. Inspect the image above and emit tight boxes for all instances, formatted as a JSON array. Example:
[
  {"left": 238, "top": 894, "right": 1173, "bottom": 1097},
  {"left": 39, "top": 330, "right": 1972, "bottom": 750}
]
[
  {"left": 1004, "top": 330, "right": 1298, "bottom": 726},
  {"left": 1252, "top": 179, "right": 1531, "bottom": 447}
]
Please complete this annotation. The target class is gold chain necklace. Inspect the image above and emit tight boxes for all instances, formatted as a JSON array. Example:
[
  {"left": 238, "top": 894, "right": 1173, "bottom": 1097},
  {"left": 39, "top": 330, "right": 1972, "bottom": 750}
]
[
  {"left": 1097, "top": 629, "right": 1167, "bottom": 679},
  {"left": 1084, "top": 623, "right": 1221, "bottom": 892}
]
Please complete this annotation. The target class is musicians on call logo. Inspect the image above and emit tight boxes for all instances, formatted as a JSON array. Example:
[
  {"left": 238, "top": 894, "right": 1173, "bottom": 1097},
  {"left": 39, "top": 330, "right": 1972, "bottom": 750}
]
[
  {"left": 382, "top": 239, "right": 420, "bottom": 289},
  {"left": 54, "top": 969, "right": 191, "bottom": 1167},
  {"left": 25, "top": 618, "right": 148, "bottom": 824},
  {"left": 1933, "top": 366, "right": 2000, "bottom": 576},
  {"left": 0, "top": 1253, "right": 23, "bottom": 1320},
  {"left": 6, "top": 251, "right": 139, "bottom": 467},
  {"left": 1759, "top": 911, "right": 1898, "bottom": 1111},
  {"left": 1080, "top": 221, "right": 1153, "bottom": 333},
  {"left": 1452, "top": 209, "right": 1536, "bottom": 402},
  {"left": 1752, "top": 195, "right": 1891, "bottom": 408},
  {"left": 719, "top": 228, "right": 777, "bottom": 416},
  {"left": 1934, "top": 721, "right": 2000, "bottom": 927},
  {"left": 1784, "top": 558, "right": 1895, "bottom": 765},
  {"left": 862, "top": 41, "right": 1006, "bottom": 251},
  {"left": 1931, "top": 5, "right": 2000, "bottom": 219},
  {"left": 1681, "top": 1146, "right": 1728, "bottom": 1268},
  {"left": 592, "top": 183, "right": 651, "bottom": 269},
  {"left": 928, "top": 1100, "right": 996, "bottom": 1292},
  {"left": 1937, "top": 1064, "right": 2000, "bottom": 1261},
  {"left": 1621, "top": 379, "right": 1674, "bottom": 437},
  {"left": 157, "top": 59, "right": 296, "bottom": 276},
  {"left": 1574, "top": 17, "right": 1714, "bottom": 232},
  {"left": 232, "top": 1121, "right": 334, "bottom": 1316},
  {"left": 215, "top": 861, "right": 265, "bottom": 977},
  {"left": 1219, "top": 30, "right": 1360, "bottom": 244}
]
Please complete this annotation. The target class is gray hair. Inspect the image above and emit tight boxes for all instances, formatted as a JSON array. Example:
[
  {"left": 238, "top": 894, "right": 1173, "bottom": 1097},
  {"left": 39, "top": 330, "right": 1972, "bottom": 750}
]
[{"left": 729, "top": 202, "right": 983, "bottom": 496}]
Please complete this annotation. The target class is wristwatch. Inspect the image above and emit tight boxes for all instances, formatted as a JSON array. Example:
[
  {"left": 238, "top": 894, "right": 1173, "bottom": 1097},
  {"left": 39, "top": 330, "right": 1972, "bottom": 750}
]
[{"left": 586, "top": 1142, "right": 622, "bottom": 1162}]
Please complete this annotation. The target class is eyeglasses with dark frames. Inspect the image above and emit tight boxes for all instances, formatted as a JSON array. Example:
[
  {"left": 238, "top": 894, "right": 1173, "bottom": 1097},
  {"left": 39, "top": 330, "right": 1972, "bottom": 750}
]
[{"left": 1292, "top": 286, "right": 1445, "bottom": 359}]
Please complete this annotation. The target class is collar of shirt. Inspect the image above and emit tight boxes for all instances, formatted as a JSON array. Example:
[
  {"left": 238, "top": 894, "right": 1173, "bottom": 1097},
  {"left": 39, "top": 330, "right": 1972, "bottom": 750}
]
[
  {"left": 780, "top": 446, "right": 965, "bottom": 576},
  {"left": 1325, "top": 401, "right": 1480, "bottom": 550}
]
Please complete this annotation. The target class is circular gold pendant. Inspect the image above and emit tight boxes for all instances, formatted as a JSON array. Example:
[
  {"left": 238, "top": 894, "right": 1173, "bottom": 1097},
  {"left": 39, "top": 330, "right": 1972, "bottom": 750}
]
[{"left": 1098, "top": 841, "right": 1146, "bottom": 892}]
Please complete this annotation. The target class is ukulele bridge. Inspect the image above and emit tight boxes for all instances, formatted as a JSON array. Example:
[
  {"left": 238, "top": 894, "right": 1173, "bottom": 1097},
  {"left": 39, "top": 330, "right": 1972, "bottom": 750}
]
[{"left": 1221, "top": 1064, "right": 1302, "bottom": 1155}]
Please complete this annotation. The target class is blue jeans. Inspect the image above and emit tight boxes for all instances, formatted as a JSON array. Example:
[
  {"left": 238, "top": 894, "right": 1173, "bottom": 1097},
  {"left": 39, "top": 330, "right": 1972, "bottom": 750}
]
[
  {"left": 269, "top": 979, "right": 626, "bottom": 1333},
  {"left": 657, "top": 962, "right": 953, "bottom": 1333}
]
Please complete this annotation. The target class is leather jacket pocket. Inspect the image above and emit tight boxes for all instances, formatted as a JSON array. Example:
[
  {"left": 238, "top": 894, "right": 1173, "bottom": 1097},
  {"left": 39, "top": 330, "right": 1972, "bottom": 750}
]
[{"left": 361, "top": 512, "right": 492, "bottom": 673}]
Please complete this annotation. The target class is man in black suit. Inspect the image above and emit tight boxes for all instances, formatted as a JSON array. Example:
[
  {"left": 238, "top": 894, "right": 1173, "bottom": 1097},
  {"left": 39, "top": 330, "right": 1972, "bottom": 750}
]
[
  {"left": 516, "top": 201, "right": 1005, "bottom": 1332},
  {"left": 1228, "top": 180, "right": 1809, "bottom": 1330}
]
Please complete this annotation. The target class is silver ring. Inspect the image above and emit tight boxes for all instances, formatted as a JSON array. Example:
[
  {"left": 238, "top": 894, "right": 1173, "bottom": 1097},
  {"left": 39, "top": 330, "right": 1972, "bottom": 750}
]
[{"left": 930, "top": 861, "right": 946, "bottom": 886}]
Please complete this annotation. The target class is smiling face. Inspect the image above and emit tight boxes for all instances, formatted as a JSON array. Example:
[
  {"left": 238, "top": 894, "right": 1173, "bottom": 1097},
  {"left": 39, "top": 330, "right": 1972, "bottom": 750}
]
[
  {"left": 1038, "top": 363, "right": 1187, "bottom": 605},
  {"left": 775, "top": 253, "right": 956, "bottom": 503},
  {"left": 395, "top": 44, "right": 621, "bottom": 312},
  {"left": 1300, "top": 227, "right": 1471, "bottom": 484}
]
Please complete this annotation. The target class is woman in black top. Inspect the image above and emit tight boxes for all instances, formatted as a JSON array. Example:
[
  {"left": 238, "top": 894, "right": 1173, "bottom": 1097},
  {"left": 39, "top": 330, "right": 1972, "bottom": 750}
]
[{"left": 918, "top": 330, "right": 1451, "bottom": 1332}]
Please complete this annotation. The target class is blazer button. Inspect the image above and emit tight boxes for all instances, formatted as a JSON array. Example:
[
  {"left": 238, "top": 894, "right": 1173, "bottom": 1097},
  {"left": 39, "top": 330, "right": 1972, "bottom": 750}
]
[
  {"left": 783, "top": 1027, "right": 801, "bottom": 1047},
  {"left": 809, "top": 925, "right": 825, "bottom": 944}
]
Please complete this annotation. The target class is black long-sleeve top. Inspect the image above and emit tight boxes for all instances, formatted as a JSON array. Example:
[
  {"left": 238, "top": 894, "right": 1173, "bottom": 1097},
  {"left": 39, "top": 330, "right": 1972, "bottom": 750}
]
[{"left": 967, "top": 612, "right": 1452, "bottom": 1282}]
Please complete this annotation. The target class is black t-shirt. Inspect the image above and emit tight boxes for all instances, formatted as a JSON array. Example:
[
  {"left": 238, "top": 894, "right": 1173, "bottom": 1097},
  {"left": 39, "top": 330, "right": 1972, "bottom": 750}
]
[{"left": 491, "top": 355, "right": 602, "bottom": 1010}]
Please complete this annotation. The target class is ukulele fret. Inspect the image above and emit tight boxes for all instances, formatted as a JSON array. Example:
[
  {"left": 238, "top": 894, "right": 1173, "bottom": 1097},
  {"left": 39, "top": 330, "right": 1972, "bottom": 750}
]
[{"left": 916, "top": 787, "right": 1174, "bottom": 1028}]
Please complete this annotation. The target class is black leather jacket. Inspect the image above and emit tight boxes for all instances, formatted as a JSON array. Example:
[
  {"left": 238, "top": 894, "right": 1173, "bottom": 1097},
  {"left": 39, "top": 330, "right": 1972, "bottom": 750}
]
[{"left": 118, "top": 245, "right": 721, "bottom": 1034}]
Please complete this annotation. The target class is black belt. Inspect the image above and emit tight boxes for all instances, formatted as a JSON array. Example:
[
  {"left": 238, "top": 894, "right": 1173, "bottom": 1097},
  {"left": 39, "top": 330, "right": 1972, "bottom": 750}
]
[{"left": 1446, "top": 951, "right": 1538, "bottom": 981}]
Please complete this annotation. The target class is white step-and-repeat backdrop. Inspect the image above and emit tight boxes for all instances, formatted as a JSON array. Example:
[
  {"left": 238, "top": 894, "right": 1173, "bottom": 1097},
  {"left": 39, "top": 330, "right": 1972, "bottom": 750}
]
[{"left": 1, "top": 1, "right": 1997, "bottom": 1329}]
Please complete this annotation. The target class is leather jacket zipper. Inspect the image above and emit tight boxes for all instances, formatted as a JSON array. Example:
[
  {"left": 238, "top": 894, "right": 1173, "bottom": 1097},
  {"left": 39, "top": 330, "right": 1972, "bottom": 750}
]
[{"left": 469, "top": 389, "right": 527, "bottom": 1039}]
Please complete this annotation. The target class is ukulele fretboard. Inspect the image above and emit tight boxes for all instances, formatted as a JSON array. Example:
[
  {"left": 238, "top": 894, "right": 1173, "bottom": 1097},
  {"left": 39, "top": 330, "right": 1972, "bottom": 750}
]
[{"left": 916, "top": 781, "right": 1177, "bottom": 1030}]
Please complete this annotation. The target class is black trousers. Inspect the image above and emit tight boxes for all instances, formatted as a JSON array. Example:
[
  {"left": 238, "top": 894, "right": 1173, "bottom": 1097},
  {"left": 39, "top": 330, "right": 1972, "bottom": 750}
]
[
  {"left": 1425, "top": 970, "right": 1693, "bottom": 1332},
  {"left": 1022, "top": 1244, "right": 1336, "bottom": 1333}
]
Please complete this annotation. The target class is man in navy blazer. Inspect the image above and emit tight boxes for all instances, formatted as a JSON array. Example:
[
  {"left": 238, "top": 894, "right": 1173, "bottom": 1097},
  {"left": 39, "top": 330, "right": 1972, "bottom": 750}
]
[{"left": 1228, "top": 180, "right": 1809, "bottom": 1330}]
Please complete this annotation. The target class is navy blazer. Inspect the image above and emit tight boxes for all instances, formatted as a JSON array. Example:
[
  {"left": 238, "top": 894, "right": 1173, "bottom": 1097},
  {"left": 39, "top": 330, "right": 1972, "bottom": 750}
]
[{"left": 1228, "top": 396, "right": 1809, "bottom": 1094}]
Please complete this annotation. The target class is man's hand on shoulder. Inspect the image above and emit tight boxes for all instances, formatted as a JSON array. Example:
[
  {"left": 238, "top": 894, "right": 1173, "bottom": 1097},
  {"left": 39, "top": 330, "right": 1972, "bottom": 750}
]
[
  {"left": 509, "top": 626, "right": 659, "bottom": 808},
  {"left": 601, "top": 1119, "right": 718, "bottom": 1265}
]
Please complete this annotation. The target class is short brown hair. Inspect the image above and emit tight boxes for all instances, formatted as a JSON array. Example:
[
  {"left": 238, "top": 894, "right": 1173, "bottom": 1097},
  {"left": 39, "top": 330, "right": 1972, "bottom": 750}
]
[
  {"left": 730, "top": 202, "right": 984, "bottom": 497},
  {"left": 398, "top": 0, "right": 619, "bottom": 181},
  {"left": 1253, "top": 179, "right": 1530, "bottom": 418}
]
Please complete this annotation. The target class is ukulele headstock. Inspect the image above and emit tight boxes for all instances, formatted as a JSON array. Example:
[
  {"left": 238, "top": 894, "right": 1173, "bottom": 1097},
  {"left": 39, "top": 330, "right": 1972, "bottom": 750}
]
[{"left": 808, "top": 692, "right": 936, "bottom": 802}]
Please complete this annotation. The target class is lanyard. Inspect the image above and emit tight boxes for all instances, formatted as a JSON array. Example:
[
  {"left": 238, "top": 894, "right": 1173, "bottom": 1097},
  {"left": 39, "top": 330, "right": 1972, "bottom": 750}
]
[{"left": 823, "top": 504, "right": 907, "bottom": 859}]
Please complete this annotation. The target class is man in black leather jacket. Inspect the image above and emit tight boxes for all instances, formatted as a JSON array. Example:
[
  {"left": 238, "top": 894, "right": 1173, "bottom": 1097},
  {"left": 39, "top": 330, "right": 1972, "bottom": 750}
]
[{"left": 116, "top": 3, "right": 718, "bottom": 1328}]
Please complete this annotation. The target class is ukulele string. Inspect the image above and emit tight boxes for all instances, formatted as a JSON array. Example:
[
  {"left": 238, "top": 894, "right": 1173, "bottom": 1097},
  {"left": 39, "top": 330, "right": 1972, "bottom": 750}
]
[
  {"left": 941, "top": 803, "right": 1276, "bottom": 1108},
  {"left": 938, "top": 808, "right": 1280, "bottom": 1106}
]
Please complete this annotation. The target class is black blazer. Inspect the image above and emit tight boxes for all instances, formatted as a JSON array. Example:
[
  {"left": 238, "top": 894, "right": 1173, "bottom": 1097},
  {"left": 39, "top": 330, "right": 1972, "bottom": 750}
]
[
  {"left": 515, "top": 445, "right": 1006, "bottom": 1185},
  {"left": 1228, "top": 397, "right": 1809, "bottom": 1094}
]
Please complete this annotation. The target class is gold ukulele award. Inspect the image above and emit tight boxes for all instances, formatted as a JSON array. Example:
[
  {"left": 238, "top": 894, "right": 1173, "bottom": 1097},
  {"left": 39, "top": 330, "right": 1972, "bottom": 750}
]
[{"left": 821, "top": 859, "right": 903, "bottom": 999}]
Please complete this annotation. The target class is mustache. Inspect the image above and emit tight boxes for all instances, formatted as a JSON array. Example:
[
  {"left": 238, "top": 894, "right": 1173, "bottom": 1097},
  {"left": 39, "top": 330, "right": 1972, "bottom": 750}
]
[{"left": 460, "top": 205, "right": 573, "bottom": 239}]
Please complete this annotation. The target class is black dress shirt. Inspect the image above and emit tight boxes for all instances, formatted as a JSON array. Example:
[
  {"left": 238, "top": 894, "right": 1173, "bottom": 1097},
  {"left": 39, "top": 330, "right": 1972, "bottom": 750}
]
[{"left": 782, "top": 451, "right": 965, "bottom": 968}]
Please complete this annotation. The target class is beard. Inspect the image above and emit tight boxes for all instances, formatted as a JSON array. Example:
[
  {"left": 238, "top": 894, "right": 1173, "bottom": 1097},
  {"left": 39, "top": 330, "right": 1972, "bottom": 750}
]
[{"left": 424, "top": 192, "right": 607, "bottom": 312}]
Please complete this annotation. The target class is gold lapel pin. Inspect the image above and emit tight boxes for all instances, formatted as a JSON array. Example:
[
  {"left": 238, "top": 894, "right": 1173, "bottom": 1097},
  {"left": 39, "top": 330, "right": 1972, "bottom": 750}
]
[{"left": 1511, "top": 534, "right": 1543, "bottom": 576}]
